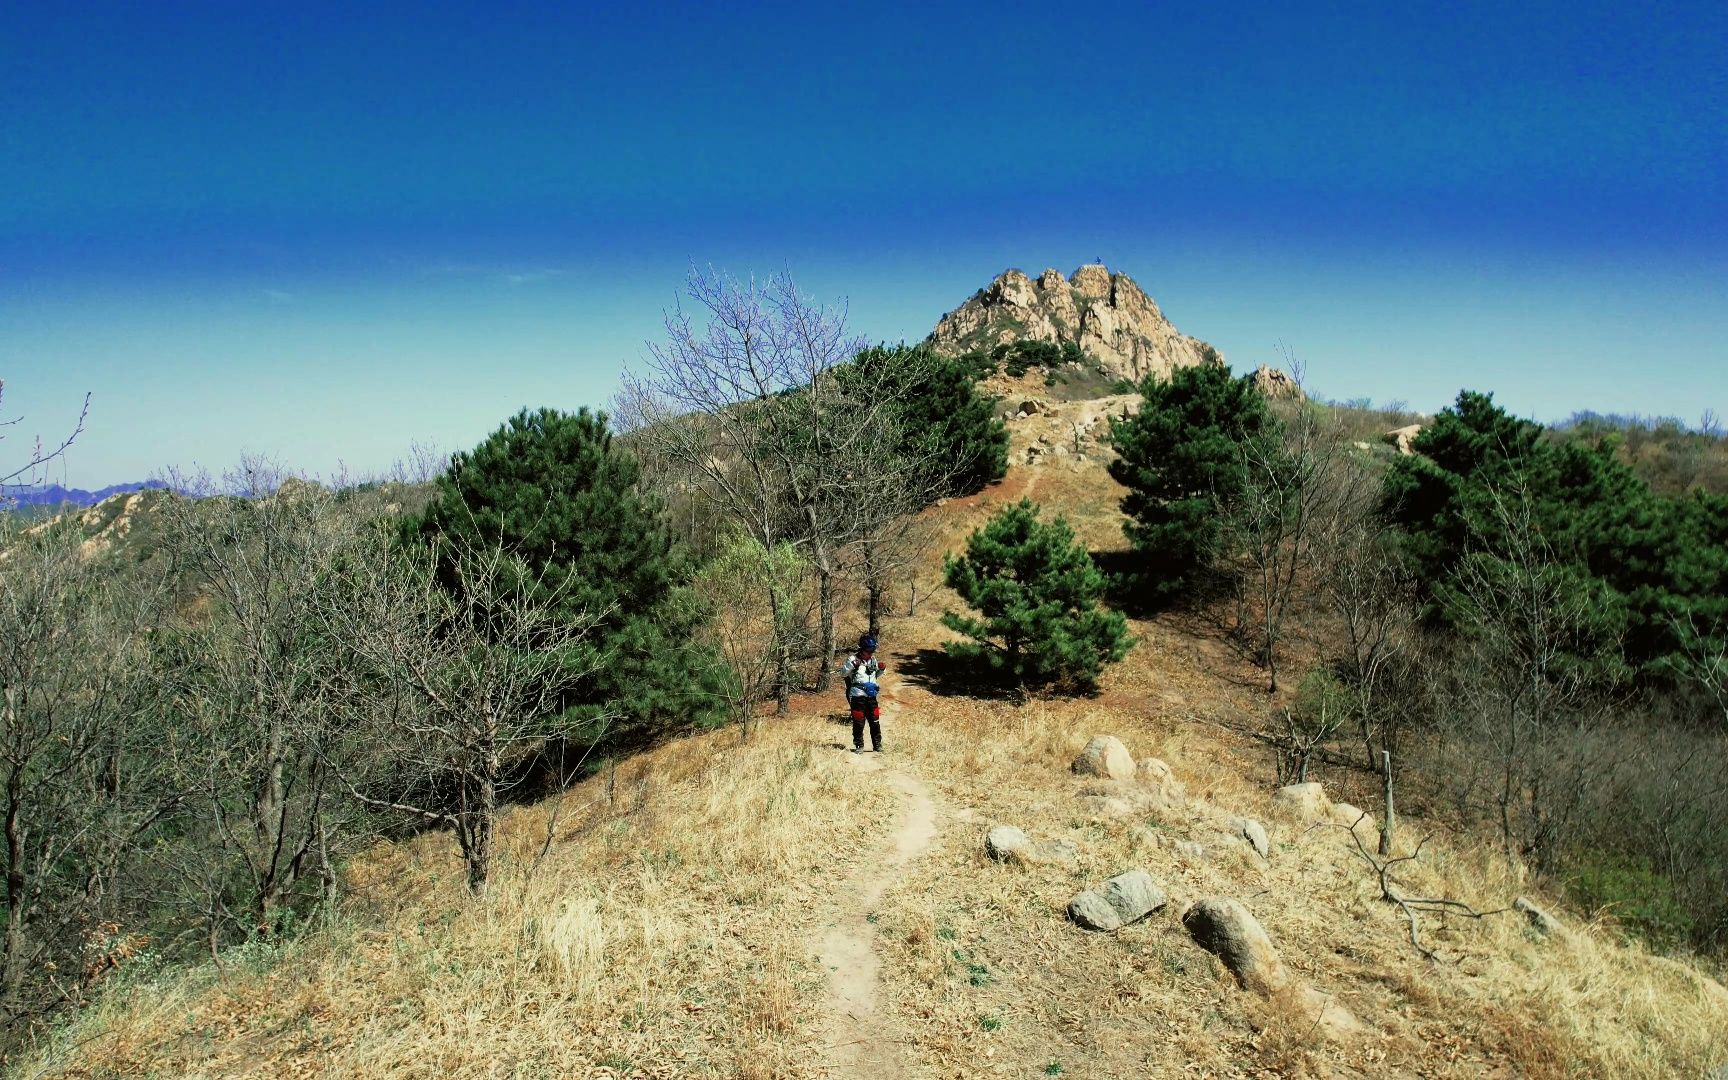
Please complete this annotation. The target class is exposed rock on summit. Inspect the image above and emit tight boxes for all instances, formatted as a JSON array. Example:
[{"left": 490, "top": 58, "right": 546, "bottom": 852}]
[{"left": 929, "top": 264, "right": 1221, "bottom": 382}]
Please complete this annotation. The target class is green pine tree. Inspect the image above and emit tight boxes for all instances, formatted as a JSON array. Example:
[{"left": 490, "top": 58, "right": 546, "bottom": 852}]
[
  {"left": 845, "top": 344, "right": 1008, "bottom": 498},
  {"left": 941, "top": 499, "right": 1132, "bottom": 692},
  {"left": 406, "top": 407, "right": 730, "bottom": 749},
  {"left": 1107, "top": 362, "right": 1280, "bottom": 598}
]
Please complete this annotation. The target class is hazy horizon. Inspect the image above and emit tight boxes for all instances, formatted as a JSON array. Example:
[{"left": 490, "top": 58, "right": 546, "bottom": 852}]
[{"left": 7, "top": 2, "right": 1725, "bottom": 489}]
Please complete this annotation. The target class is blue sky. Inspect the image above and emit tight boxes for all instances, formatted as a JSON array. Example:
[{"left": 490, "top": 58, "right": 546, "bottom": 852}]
[{"left": 5, "top": 1, "right": 1725, "bottom": 487}]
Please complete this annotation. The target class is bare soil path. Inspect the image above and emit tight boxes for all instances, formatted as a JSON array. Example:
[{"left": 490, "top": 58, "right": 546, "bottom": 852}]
[{"left": 814, "top": 698, "right": 938, "bottom": 1078}]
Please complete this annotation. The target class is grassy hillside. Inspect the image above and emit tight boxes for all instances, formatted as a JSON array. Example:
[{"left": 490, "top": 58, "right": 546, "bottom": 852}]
[{"left": 16, "top": 443, "right": 1728, "bottom": 1080}]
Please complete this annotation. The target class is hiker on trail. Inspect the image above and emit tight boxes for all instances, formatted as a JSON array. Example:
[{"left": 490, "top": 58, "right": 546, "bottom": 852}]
[{"left": 841, "top": 633, "right": 886, "bottom": 753}]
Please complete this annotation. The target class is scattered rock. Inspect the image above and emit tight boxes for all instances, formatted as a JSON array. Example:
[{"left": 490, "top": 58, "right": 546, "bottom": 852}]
[
  {"left": 1137, "top": 757, "right": 1174, "bottom": 784},
  {"left": 1331, "top": 803, "right": 1376, "bottom": 836},
  {"left": 1020, "top": 399, "right": 1042, "bottom": 415},
  {"left": 1232, "top": 817, "right": 1270, "bottom": 859},
  {"left": 1384, "top": 423, "right": 1423, "bottom": 455},
  {"left": 1293, "top": 984, "right": 1368, "bottom": 1041},
  {"left": 1073, "top": 736, "right": 1137, "bottom": 781},
  {"left": 1068, "top": 870, "right": 1168, "bottom": 932},
  {"left": 1137, "top": 757, "right": 1187, "bottom": 806},
  {"left": 1174, "top": 840, "right": 1209, "bottom": 863},
  {"left": 985, "top": 825, "right": 1029, "bottom": 860},
  {"left": 1078, "top": 795, "right": 1137, "bottom": 818},
  {"left": 1182, "top": 898, "right": 1288, "bottom": 994},
  {"left": 1353, "top": 440, "right": 1373, "bottom": 451},
  {"left": 1013, "top": 410, "right": 1028, "bottom": 421},
  {"left": 986, "top": 825, "right": 1079, "bottom": 867},
  {"left": 1272, "top": 782, "right": 1332, "bottom": 821},
  {"left": 1514, "top": 896, "right": 1566, "bottom": 939}
]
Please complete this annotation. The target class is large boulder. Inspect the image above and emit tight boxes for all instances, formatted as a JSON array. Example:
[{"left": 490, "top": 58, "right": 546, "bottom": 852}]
[
  {"left": 1072, "top": 736, "right": 1137, "bottom": 781},
  {"left": 1068, "top": 871, "right": 1168, "bottom": 932},
  {"left": 1384, "top": 423, "right": 1423, "bottom": 455},
  {"left": 1182, "top": 898, "right": 1289, "bottom": 994},
  {"left": 1272, "top": 782, "right": 1332, "bottom": 821},
  {"left": 1185, "top": 898, "right": 1365, "bottom": 1042}
]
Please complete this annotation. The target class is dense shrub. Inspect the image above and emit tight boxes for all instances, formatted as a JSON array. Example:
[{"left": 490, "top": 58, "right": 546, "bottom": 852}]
[
  {"left": 940, "top": 499, "right": 1131, "bottom": 692},
  {"left": 1382, "top": 391, "right": 1728, "bottom": 685},
  {"left": 1107, "top": 363, "right": 1281, "bottom": 599}
]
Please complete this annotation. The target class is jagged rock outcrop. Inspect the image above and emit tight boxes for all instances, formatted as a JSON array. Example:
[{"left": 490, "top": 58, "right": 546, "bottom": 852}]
[
  {"left": 1251, "top": 364, "right": 1305, "bottom": 400},
  {"left": 1385, "top": 423, "right": 1423, "bottom": 455},
  {"left": 929, "top": 265, "right": 1221, "bottom": 382}
]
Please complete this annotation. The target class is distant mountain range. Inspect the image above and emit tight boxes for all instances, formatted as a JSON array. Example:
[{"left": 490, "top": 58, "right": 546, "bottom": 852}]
[{"left": 3, "top": 479, "right": 167, "bottom": 507}]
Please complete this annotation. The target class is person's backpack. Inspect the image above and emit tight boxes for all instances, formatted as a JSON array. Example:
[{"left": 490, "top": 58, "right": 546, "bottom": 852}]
[{"left": 850, "top": 657, "right": 881, "bottom": 697}]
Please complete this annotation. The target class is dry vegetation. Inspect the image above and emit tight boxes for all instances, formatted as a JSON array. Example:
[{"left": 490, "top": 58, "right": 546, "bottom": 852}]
[
  {"left": 14, "top": 411, "right": 1728, "bottom": 1079},
  {"left": 20, "top": 717, "right": 893, "bottom": 1079}
]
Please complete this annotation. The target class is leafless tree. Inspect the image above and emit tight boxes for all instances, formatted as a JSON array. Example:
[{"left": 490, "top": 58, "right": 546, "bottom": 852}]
[
  {"left": 0, "top": 380, "right": 90, "bottom": 496},
  {"left": 1316, "top": 815, "right": 1512, "bottom": 961},
  {"left": 156, "top": 461, "right": 363, "bottom": 934},
  {"left": 0, "top": 518, "right": 177, "bottom": 1022},
  {"left": 692, "top": 533, "right": 812, "bottom": 738},
  {"left": 1231, "top": 365, "right": 1349, "bottom": 693},
  {"left": 1315, "top": 452, "right": 1417, "bottom": 767},
  {"left": 622, "top": 267, "right": 878, "bottom": 708},
  {"left": 322, "top": 530, "right": 605, "bottom": 893},
  {"left": 1439, "top": 485, "right": 1622, "bottom": 867}
]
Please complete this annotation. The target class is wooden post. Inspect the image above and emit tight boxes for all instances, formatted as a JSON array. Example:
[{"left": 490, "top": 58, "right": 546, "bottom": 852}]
[{"left": 1379, "top": 750, "right": 1396, "bottom": 857}]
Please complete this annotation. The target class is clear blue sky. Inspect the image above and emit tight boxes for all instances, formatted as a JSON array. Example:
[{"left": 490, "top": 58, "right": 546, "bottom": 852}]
[{"left": 5, "top": 1, "right": 1725, "bottom": 487}]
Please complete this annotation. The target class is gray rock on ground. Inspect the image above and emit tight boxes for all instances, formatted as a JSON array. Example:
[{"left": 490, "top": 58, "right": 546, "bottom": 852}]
[
  {"left": 1181, "top": 898, "right": 1289, "bottom": 993},
  {"left": 1272, "top": 782, "right": 1332, "bottom": 821},
  {"left": 1173, "top": 840, "right": 1209, "bottom": 863},
  {"left": 985, "top": 825, "right": 1079, "bottom": 867},
  {"left": 1137, "top": 757, "right": 1187, "bottom": 806},
  {"left": 985, "top": 825, "right": 1029, "bottom": 860},
  {"left": 1514, "top": 896, "right": 1566, "bottom": 939},
  {"left": 1072, "top": 736, "right": 1137, "bottom": 781},
  {"left": 1330, "top": 803, "right": 1378, "bottom": 844},
  {"left": 1231, "top": 816, "right": 1270, "bottom": 859},
  {"left": 1184, "top": 897, "right": 1365, "bottom": 1042},
  {"left": 1068, "top": 870, "right": 1168, "bottom": 932}
]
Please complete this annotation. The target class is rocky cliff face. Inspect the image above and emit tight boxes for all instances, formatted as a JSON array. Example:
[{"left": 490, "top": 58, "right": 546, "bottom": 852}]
[{"left": 928, "top": 264, "right": 1220, "bottom": 382}]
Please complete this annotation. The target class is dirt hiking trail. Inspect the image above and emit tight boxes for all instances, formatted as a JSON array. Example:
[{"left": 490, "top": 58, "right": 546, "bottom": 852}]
[{"left": 815, "top": 698, "right": 938, "bottom": 1078}]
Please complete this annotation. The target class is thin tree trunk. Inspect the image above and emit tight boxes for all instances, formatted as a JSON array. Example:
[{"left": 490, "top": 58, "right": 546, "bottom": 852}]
[
  {"left": 767, "top": 584, "right": 791, "bottom": 716},
  {"left": 1378, "top": 750, "right": 1396, "bottom": 857},
  {"left": 4, "top": 758, "right": 25, "bottom": 1004},
  {"left": 815, "top": 566, "right": 835, "bottom": 691}
]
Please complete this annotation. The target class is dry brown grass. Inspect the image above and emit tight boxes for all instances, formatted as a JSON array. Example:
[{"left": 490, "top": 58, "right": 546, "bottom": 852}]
[
  {"left": 866, "top": 453, "right": 1728, "bottom": 1079},
  {"left": 19, "top": 451, "right": 1728, "bottom": 1079},
  {"left": 19, "top": 716, "right": 895, "bottom": 1079}
]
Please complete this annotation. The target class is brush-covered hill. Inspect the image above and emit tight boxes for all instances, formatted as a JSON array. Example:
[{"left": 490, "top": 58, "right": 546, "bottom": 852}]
[{"left": 17, "top": 369, "right": 1728, "bottom": 1080}]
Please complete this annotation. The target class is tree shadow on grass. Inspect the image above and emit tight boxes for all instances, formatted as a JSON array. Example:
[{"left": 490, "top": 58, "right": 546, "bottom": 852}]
[
  {"left": 895, "top": 647, "right": 1029, "bottom": 701},
  {"left": 1094, "top": 549, "right": 1237, "bottom": 621}
]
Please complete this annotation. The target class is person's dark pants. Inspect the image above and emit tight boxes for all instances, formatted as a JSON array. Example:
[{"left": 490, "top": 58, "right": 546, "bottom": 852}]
[{"left": 850, "top": 695, "right": 882, "bottom": 751}]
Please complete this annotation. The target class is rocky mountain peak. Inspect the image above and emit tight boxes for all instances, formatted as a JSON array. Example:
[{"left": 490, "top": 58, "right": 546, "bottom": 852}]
[{"left": 928, "top": 264, "right": 1220, "bottom": 382}]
